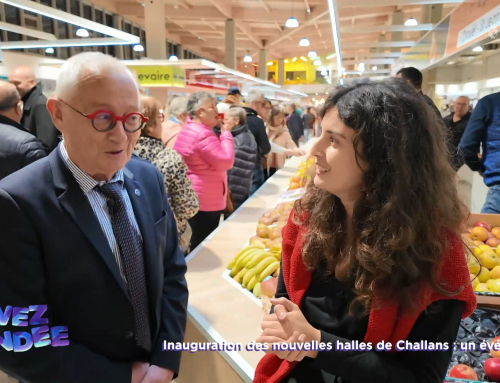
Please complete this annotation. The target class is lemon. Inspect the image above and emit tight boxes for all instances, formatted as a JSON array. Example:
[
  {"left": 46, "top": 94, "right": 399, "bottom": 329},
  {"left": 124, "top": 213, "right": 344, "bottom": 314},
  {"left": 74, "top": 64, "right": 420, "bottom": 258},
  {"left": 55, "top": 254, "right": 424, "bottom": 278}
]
[
  {"left": 478, "top": 267, "right": 492, "bottom": 283},
  {"left": 475, "top": 283, "right": 490, "bottom": 292}
]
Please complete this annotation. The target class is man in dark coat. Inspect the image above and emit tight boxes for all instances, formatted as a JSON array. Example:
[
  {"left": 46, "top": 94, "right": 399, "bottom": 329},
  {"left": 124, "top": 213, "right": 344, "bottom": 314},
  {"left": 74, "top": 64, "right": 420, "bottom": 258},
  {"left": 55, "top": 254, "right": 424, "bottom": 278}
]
[
  {"left": 215, "top": 107, "right": 257, "bottom": 215},
  {"left": 9, "top": 66, "right": 60, "bottom": 152},
  {"left": 242, "top": 90, "right": 271, "bottom": 194},
  {"left": 286, "top": 103, "right": 304, "bottom": 146},
  {"left": 0, "top": 81, "right": 46, "bottom": 180}
]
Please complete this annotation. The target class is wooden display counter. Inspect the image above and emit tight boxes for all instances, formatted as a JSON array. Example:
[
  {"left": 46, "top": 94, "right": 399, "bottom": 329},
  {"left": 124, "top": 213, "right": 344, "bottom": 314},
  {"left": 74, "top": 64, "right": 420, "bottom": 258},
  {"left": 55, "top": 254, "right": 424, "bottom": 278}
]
[{"left": 178, "top": 156, "right": 305, "bottom": 383}]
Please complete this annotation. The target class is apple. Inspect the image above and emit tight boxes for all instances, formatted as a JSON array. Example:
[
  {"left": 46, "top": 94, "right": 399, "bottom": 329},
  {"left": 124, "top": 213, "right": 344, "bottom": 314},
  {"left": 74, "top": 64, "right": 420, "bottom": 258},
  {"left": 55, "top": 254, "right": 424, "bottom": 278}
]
[
  {"left": 493, "top": 227, "right": 500, "bottom": 240},
  {"left": 487, "top": 238, "right": 500, "bottom": 248},
  {"left": 485, "top": 358, "right": 500, "bottom": 381},
  {"left": 476, "top": 221, "right": 492, "bottom": 232},
  {"left": 261, "top": 277, "right": 278, "bottom": 298},
  {"left": 471, "top": 227, "right": 490, "bottom": 242},
  {"left": 449, "top": 364, "right": 478, "bottom": 380},
  {"left": 490, "top": 338, "right": 500, "bottom": 358}
]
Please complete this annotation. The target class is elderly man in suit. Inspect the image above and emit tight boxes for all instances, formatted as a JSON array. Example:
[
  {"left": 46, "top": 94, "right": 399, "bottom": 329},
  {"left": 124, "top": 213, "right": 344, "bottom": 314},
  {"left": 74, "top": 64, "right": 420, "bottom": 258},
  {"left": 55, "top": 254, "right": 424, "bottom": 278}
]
[{"left": 0, "top": 52, "right": 188, "bottom": 383}]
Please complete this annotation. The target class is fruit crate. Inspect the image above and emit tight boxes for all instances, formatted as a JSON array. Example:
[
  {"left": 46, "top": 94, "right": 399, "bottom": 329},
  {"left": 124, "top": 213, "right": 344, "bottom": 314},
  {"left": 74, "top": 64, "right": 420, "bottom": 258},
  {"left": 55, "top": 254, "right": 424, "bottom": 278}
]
[
  {"left": 447, "top": 308, "right": 500, "bottom": 382},
  {"left": 466, "top": 214, "right": 500, "bottom": 306}
]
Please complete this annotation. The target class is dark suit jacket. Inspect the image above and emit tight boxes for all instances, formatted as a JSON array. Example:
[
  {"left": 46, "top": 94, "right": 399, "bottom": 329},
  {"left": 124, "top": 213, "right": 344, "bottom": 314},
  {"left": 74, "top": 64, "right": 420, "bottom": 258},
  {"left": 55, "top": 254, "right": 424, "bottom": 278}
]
[
  {"left": 0, "top": 148, "right": 188, "bottom": 383},
  {"left": 0, "top": 115, "right": 46, "bottom": 180},
  {"left": 287, "top": 112, "right": 304, "bottom": 144},
  {"left": 21, "top": 85, "right": 60, "bottom": 152}
]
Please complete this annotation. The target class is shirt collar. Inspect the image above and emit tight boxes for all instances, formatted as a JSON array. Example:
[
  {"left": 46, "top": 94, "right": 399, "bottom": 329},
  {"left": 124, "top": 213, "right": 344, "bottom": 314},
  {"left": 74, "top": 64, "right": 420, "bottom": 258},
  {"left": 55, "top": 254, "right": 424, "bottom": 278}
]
[{"left": 59, "top": 140, "right": 124, "bottom": 194}]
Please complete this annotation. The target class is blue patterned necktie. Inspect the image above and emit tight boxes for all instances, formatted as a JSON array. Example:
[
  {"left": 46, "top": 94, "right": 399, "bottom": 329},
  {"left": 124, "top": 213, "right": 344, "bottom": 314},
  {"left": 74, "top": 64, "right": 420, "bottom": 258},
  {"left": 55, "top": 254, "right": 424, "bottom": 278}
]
[{"left": 97, "top": 182, "right": 152, "bottom": 352}]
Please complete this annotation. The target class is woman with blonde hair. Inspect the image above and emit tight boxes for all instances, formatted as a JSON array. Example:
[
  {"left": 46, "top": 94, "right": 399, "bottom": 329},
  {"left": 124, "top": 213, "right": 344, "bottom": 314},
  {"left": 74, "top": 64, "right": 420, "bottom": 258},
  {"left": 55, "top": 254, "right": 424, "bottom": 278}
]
[
  {"left": 135, "top": 95, "right": 199, "bottom": 252},
  {"left": 162, "top": 95, "right": 188, "bottom": 149},
  {"left": 264, "top": 106, "right": 304, "bottom": 179}
]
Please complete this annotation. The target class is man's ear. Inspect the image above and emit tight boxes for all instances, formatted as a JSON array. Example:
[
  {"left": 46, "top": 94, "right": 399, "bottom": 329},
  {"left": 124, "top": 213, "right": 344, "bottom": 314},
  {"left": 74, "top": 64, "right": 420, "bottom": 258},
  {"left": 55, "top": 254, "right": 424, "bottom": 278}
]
[{"left": 47, "top": 98, "right": 65, "bottom": 133}]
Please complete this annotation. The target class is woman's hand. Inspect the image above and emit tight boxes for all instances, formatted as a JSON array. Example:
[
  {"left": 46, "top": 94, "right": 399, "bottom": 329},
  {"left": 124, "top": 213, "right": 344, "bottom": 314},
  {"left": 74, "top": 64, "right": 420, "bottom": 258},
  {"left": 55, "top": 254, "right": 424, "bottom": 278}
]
[
  {"left": 257, "top": 331, "right": 310, "bottom": 362},
  {"left": 285, "top": 148, "right": 306, "bottom": 157},
  {"left": 256, "top": 298, "right": 321, "bottom": 361}
]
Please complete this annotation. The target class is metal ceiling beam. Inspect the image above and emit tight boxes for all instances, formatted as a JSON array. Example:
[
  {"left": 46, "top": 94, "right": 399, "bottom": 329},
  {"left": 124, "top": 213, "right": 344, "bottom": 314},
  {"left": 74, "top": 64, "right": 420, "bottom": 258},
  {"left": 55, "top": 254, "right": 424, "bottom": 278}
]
[
  {"left": 340, "top": 23, "right": 434, "bottom": 33},
  {"left": 338, "top": 0, "right": 462, "bottom": 5},
  {"left": 0, "top": 21, "right": 56, "bottom": 40},
  {"left": 0, "top": 38, "right": 131, "bottom": 50},
  {"left": 1, "top": 0, "right": 138, "bottom": 43},
  {"left": 343, "top": 58, "right": 395, "bottom": 65},
  {"left": 343, "top": 52, "right": 403, "bottom": 58},
  {"left": 342, "top": 40, "right": 415, "bottom": 48}
]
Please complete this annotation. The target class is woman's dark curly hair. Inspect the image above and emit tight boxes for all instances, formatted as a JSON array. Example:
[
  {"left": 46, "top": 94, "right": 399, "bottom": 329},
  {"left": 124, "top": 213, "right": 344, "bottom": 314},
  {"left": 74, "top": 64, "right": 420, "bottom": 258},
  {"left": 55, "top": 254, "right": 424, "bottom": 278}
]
[{"left": 295, "top": 78, "right": 468, "bottom": 315}]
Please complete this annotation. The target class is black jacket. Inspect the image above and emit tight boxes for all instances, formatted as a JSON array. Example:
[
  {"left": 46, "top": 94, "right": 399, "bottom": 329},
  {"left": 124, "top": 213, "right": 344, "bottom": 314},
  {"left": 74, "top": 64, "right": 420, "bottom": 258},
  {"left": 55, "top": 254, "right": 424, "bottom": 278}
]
[
  {"left": 0, "top": 115, "right": 46, "bottom": 180},
  {"left": 243, "top": 106, "right": 271, "bottom": 162},
  {"left": 215, "top": 125, "right": 257, "bottom": 209},
  {"left": 287, "top": 111, "right": 304, "bottom": 143},
  {"left": 22, "top": 85, "right": 60, "bottom": 152},
  {"left": 0, "top": 149, "right": 188, "bottom": 382},
  {"left": 444, "top": 112, "right": 471, "bottom": 170}
]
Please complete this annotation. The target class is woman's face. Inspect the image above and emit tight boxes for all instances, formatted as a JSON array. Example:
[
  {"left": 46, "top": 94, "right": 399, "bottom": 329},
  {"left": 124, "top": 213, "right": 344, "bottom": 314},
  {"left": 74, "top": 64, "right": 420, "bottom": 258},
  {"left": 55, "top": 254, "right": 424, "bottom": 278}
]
[
  {"left": 197, "top": 98, "right": 218, "bottom": 127},
  {"left": 273, "top": 113, "right": 285, "bottom": 127},
  {"left": 310, "top": 107, "right": 365, "bottom": 200}
]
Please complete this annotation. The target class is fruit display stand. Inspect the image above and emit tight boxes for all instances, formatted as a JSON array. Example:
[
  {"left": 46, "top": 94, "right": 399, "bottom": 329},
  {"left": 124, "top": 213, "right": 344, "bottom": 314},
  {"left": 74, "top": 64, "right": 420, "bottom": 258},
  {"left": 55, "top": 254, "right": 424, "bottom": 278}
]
[
  {"left": 176, "top": 156, "right": 306, "bottom": 383},
  {"left": 466, "top": 214, "right": 500, "bottom": 310}
]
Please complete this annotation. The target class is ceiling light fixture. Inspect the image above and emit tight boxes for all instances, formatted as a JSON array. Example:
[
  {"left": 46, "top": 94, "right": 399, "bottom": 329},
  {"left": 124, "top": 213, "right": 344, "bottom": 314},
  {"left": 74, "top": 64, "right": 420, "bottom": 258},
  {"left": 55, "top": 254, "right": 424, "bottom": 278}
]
[
  {"left": 285, "top": 17, "right": 299, "bottom": 28},
  {"left": 404, "top": 17, "right": 418, "bottom": 27},
  {"left": 372, "top": 65, "right": 378, "bottom": 71},
  {"left": 298, "top": 38, "right": 310, "bottom": 47},
  {"left": 267, "top": 61, "right": 273, "bottom": 66},
  {"left": 284, "top": 59, "right": 289, "bottom": 63},
  {"left": 447, "top": 61, "right": 456, "bottom": 65},
  {"left": 300, "top": 56, "right": 307, "bottom": 62},
  {"left": 76, "top": 28, "right": 89, "bottom": 37},
  {"left": 313, "top": 59, "right": 322, "bottom": 66},
  {"left": 308, "top": 50, "right": 317, "bottom": 58},
  {"left": 169, "top": 54, "right": 179, "bottom": 61},
  {"left": 292, "top": 57, "right": 298, "bottom": 62},
  {"left": 473, "top": 46, "right": 483, "bottom": 52},
  {"left": 133, "top": 44, "right": 144, "bottom": 52},
  {"left": 45, "top": 47, "right": 54, "bottom": 54},
  {"left": 243, "top": 53, "right": 253, "bottom": 62},
  {"left": 326, "top": 53, "right": 336, "bottom": 59},
  {"left": 307, "top": 8, "right": 311, "bottom": 13}
]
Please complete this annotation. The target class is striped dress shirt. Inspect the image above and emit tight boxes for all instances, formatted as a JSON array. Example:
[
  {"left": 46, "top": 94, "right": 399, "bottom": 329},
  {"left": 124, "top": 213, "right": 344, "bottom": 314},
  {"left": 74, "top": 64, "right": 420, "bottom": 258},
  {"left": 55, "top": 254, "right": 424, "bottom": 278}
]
[{"left": 59, "top": 142, "right": 142, "bottom": 283}]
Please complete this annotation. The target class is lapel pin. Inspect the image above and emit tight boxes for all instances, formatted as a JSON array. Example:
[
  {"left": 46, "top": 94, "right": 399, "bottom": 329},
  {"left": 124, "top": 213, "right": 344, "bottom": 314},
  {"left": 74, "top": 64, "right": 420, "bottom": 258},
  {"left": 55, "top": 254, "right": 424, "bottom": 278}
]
[{"left": 135, "top": 189, "right": 141, "bottom": 196}]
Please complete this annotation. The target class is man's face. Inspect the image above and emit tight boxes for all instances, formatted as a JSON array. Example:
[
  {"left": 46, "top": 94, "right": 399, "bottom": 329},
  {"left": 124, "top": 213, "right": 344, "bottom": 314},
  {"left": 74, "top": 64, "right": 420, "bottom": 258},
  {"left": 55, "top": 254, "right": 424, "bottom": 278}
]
[
  {"left": 454, "top": 97, "right": 469, "bottom": 118},
  {"left": 252, "top": 96, "right": 265, "bottom": 115},
  {"left": 48, "top": 70, "right": 141, "bottom": 181},
  {"left": 260, "top": 102, "right": 272, "bottom": 121},
  {"left": 8, "top": 71, "right": 36, "bottom": 98}
]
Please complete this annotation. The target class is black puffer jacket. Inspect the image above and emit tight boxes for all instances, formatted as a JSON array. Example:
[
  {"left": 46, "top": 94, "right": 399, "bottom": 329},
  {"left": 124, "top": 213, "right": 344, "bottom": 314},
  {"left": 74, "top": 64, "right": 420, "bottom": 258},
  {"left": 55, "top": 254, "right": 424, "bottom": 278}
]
[
  {"left": 0, "top": 115, "right": 46, "bottom": 180},
  {"left": 214, "top": 125, "right": 257, "bottom": 209}
]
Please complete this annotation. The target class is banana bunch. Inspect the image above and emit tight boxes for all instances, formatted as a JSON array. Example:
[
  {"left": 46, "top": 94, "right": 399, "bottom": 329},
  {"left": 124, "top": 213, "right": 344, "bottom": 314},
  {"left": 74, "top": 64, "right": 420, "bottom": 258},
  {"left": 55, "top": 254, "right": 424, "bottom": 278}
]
[{"left": 227, "top": 244, "right": 281, "bottom": 297}]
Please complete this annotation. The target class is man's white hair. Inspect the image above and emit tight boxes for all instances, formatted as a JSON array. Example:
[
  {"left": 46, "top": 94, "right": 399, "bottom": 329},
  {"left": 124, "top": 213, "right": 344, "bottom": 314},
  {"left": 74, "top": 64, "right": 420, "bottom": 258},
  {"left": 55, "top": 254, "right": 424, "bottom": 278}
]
[
  {"left": 54, "top": 52, "right": 137, "bottom": 100},
  {"left": 245, "top": 90, "right": 264, "bottom": 104}
]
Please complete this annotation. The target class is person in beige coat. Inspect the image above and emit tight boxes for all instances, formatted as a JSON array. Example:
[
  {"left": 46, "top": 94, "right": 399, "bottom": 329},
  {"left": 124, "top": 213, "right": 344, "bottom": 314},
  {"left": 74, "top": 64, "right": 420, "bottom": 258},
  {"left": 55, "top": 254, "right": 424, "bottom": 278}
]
[
  {"left": 162, "top": 95, "right": 188, "bottom": 149},
  {"left": 264, "top": 106, "right": 304, "bottom": 179}
]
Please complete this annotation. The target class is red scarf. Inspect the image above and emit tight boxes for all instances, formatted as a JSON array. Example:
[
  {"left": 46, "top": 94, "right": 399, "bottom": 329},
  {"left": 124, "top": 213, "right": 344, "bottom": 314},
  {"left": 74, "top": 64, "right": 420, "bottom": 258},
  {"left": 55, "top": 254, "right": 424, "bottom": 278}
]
[{"left": 253, "top": 214, "right": 477, "bottom": 383}]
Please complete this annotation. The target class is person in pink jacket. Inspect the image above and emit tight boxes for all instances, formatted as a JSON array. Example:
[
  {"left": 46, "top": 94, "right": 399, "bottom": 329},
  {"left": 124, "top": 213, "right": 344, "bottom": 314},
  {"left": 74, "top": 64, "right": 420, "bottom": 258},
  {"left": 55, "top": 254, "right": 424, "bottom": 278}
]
[{"left": 174, "top": 91, "right": 235, "bottom": 251}]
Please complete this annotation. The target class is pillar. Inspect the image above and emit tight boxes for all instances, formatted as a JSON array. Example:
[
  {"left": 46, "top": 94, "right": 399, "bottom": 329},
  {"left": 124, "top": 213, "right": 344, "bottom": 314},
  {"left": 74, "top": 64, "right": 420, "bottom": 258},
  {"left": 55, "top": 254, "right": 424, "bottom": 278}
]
[
  {"left": 391, "top": 11, "right": 404, "bottom": 53},
  {"left": 259, "top": 50, "right": 267, "bottom": 80},
  {"left": 421, "top": 5, "right": 443, "bottom": 37},
  {"left": 144, "top": 0, "right": 167, "bottom": 59},
  {"left": 225, "top": 19, "right": 236, "bottom": 69},
  {"left": 113, "top": 15, "right": 124, "bottom": 59},
  {"left": 277, "top": 59, "right": 285, "bottom": 85}
]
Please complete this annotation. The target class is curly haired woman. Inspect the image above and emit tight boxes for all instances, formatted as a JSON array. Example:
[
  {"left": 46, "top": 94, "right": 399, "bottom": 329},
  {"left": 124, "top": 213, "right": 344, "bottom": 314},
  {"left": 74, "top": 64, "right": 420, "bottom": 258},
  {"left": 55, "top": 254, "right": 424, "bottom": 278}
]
[{"left": 253, "top": 78, "right": 476, "bottom": 383}]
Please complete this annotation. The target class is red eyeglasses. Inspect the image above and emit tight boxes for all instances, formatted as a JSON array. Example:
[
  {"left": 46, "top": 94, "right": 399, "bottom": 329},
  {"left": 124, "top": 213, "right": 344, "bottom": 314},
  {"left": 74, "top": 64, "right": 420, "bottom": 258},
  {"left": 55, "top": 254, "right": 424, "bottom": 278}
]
[{"left": 60, "top": 100, "right": 149, "bottom": 133}]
